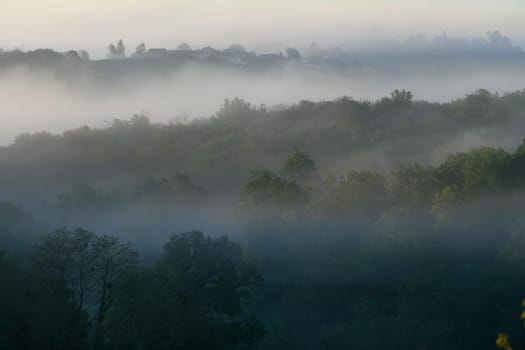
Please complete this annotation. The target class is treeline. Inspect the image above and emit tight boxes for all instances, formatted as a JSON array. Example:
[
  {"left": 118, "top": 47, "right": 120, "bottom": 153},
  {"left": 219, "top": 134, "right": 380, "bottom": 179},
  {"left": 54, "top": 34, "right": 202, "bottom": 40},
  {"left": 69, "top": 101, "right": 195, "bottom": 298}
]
[
  {"left": 240, "top": 141, "right": 525, "bottom": 220},
  {"left": 0, "top": 46, "right": 288, "bottom": 87},
  {"left": 4, "top": 89, "right": 525, "bottom": 204},
  {"left": 2, "top": 33, "right": 525, "bottom": 76}
]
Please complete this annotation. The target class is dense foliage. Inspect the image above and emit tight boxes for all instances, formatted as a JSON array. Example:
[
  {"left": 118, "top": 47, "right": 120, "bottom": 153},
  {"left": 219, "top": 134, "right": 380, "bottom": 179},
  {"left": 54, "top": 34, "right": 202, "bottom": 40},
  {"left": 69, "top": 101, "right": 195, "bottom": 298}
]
[
  {"left": 0, "top": 230, "right": 261, "bottom": 350},
  {"left": 3, "top": 89, "right": 525, "bottom": 203},
  {"left": 4, "top": 91, "right": 525, "bottom": 349}
]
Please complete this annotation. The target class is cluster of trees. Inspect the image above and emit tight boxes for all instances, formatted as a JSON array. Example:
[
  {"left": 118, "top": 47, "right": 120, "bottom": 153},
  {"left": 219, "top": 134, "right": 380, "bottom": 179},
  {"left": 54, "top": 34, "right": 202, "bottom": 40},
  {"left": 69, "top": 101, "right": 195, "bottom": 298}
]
[
  {"left": 398, "top": 30, "right": 520, "bottom": 52},
  {"left": 55, "top": 171, "right": 205, "bottom": 216},
  {"left": 0, "top": 202, "right": 37, "bottom": 253},
  {"left": 107, "top": 40, "right": 126, "bottom": 59},
  {"left": 240, "top": 141, "right": 525, "bottom": 221},
  {"left": 105, "top": 39, "right": 301, "bottom": 61},
  {"left": 4, "top": 90, "right": 525, "bottom": 348},
  {"left": 5, "top": 141, "right": 525, "bottom": 349},
  {"left": 0, "top": 48, "right": 90, "bottom": 67},
  {"left": 2, "top": 33, "right": 525, "bottom": 87},
  {"left": 234, "top": 145, "right": 525, "bottom": 349},
  {"left": 0, "top": 41, "right": 301, "bottom": 66},
  {"left": 0, "top": 229, "right": 263, "bottom": 350},
  {"left": 5, "top": 89, "right": 525, "bottom": 204}
]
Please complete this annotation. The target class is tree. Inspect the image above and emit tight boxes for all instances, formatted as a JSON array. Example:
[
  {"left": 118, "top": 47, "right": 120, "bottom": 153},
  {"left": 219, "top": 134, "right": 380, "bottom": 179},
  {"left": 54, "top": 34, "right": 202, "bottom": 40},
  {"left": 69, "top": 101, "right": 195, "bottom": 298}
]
[
  {"left": 159, "top": 231, "right": 263, "bottom": 349},
  {"left": 227, "top": 44, "right": 246, "bottom": 54},
  {"left": 171, "top": 172, "right": 205, "bottom": 198},
  {"left": 107, "top": 39, "right": 126, "bottom": 59},
  {"left": 372, "top": 206, "right": 431, "bottom": 252},
  {"left": 499, "top": 221, "right": 525, "bottom": 267},
  {"left": 116, "top": 39, "right": 126, "bottom": 58},
  {"left": 30, "top": 230, "right": 91, "bottom": 349},
  {"left": 64, "top": 50, "right": 81, "bottom": 61},
  {"left": 69, "top": 229, "right": 98, "bottom": 311},
  {"left": 435, "top": 147, "right": 511, "bottom": 197},
  {"left": 107, "top": 43, "right": 117, "bottom": 59},
  {"left": 314, "top": 170, "right": 388, "bottom": 217},
  {"left": 134, "top": 43, "right": 146, "bottom": 57},
  {"left": 0, "top": 202, "right": 35, "bottom": 254},
  {"left": 0, "top": 251, "right": 88, "bottom": 350},
  {"left": 240, "top": 170, "right": 303, "bottom": 209},
  {"left": 376, "top": 89, "right": 413, "bottom": 112},
  {"left": 32, "top": 228, "right": 137, "bottom": 350},
  {"left": 216, "top": 97, "right": 259, "bottom": 119},
  {"left": 91, "top": 235, "right": 138, "bottom": 349},
  {"left": 390, "top": 89, "right": 413, "bottom": 104},
  {"left": 136, "top": 172, "right": 205, "bottom": 206},
  {"left": 285, "top": 47, "right": 301, "bottom": 60},
  {"left": 176, "top": 42, "right": 192, "bottom": 51},
  {"left": 282, "top": 148, "right": 319, "bottom": 187},
  {"left": 79, "top": 50, "right": 90, "bottom": 61},
  {"left": 57, "top": 183, "right": 108, "bottom": 215},
  {"left": 390, "top": 163, "right": 438, "bottom": 207},
  {"left": 486, "top": 31, "right": 516, "bottom": 51},
  {"left": 32, "top": 228, "right": 75, "bottom": 291},
  {"left": 108, "top": 231, "right": 264, "bottom": 350}
]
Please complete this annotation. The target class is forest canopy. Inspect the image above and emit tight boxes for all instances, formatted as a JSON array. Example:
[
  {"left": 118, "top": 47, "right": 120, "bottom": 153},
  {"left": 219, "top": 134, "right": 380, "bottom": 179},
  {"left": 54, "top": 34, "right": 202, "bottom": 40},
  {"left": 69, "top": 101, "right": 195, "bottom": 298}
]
[{"left": 3, "top": 90, "right": 525, "bottom": 349}]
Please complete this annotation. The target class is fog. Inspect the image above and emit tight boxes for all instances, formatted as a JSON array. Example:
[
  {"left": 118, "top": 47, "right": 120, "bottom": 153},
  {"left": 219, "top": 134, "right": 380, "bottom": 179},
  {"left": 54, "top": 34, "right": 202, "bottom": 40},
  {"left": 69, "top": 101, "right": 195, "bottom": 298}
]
[
  {"left": 3, "top": 0, "right": 525, "bottom": 58},
  {"left": 3, "top": 61, "right": 525, "bottom": 145},
  {"left": 4, "top": 2, "right": 525, "bottom": 349}
]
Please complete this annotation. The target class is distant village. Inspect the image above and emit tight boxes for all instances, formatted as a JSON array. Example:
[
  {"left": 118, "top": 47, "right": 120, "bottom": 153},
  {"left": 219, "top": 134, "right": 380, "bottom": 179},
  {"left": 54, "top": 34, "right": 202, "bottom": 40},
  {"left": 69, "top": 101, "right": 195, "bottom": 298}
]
[
  {"left": 0, "top": 31, "right": 523, "bottom": 74},
  {"left": 103, "top": 30, "right": 523, "bottom": 64},
  {"left": 104, "top": 40, "right": 301, "bottom": 66}
]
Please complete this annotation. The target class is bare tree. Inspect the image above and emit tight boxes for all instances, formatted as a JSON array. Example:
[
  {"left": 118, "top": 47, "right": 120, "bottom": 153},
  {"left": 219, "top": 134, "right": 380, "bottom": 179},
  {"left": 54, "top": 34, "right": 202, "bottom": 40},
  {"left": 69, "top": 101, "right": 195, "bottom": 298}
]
[
  {"left": 32, "top": 228, "right": 137, "bottom": 350},
  {"left": 92, "top": 235, "right": 137, "bottom": 348}
]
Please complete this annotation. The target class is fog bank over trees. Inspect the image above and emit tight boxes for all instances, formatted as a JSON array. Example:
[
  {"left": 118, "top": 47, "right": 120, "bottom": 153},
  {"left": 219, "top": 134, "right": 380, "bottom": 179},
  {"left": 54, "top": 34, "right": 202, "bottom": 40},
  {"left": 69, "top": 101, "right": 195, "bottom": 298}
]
[
  {"left": 2, "top": 89, "right": 525, "bottom": 208},
  {"left": 4, "top": 113, "right": 525, "bottom": 349},
  {"left": 1, "top": 31, "right": 525, "bottom": 144},
  {"left": 3, "top": 29, "right": 525, "bottom": 349}
]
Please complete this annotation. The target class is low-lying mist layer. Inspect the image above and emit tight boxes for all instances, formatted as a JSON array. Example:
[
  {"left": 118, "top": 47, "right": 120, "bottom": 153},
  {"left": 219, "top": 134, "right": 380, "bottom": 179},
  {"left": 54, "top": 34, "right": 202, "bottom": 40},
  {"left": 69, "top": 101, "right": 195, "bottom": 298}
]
[
  {"left": 4, "top": 134, "right": 525, "bottom": 349},
  {"left": 6, "top": 28, "right": 525, "bottom": 350},
  {"left": 2, "top": 49, "right": 525, "bottom": 145},
  {"left": 3, "top": 48, "right": 525, "bottom": 348},
  {"left": 2, "top": 89, "right": 525, "bottom": 203}
]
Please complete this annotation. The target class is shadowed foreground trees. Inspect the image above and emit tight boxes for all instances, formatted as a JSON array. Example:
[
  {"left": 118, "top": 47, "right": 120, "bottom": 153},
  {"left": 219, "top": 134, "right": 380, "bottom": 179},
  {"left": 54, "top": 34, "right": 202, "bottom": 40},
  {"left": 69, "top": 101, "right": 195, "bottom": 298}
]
[
  {"left": 6, "top": 93, "right": 525, "bottom": 349},
  {"left": 233, "top": 143, "right": 525, "bottom": 350},
  {"left": 0, "top": 229, "right": 264, "bottom": 350},
  {"left": 109, "top": 231, "right": 264, "bottom": 350},
  {"left": 31, "top": 228, "right": 138, "bottom": 349},
  {"left": 0, "top": 251, "right": 83, "bottom": 350}
]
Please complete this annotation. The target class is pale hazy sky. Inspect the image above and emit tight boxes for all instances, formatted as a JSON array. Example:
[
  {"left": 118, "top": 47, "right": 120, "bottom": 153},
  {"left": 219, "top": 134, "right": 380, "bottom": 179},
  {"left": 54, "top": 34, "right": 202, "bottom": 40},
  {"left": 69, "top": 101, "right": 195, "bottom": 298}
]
[{"left": 1, "top": 0, "right": 524, "bottom": 56}]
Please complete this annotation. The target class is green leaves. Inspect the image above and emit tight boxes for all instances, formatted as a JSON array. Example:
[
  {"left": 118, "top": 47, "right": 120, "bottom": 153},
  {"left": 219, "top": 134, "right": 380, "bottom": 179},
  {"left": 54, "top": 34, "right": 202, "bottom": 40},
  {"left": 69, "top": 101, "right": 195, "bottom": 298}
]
[
  {"left": 282, "top": 148, "right": 319, "bottom": 185},
  {"left": 32, "top": 228, "right": 138, "bottom": 349},
  {"left": 109, "top": 231, "right": 264, "bottom": 350},
  {"left": 241, "top": 170, "right": 303, "bottom": 208}
]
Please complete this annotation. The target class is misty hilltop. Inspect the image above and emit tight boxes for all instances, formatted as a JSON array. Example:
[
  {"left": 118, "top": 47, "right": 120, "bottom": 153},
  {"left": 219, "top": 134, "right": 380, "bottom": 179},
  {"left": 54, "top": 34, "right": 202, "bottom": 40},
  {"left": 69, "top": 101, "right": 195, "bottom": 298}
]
[
  {"left": 1, "top": 31, "right": 523, "bottom": 79},
  {"left": 4, "top": 88, "right": 525, "bottom": 350},
  {"left": 2, "top": 31, "right": 525, "bottom": 146},
  {"left": 2, "top": 89, "right": 525, "bottom": 202}
]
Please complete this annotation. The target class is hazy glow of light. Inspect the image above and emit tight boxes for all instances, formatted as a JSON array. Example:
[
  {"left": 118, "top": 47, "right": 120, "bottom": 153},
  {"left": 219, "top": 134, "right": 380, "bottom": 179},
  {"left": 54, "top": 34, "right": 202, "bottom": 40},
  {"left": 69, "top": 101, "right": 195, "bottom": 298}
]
[{"left": 1, "top": 0, "right": 524, "bottom": 55}]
